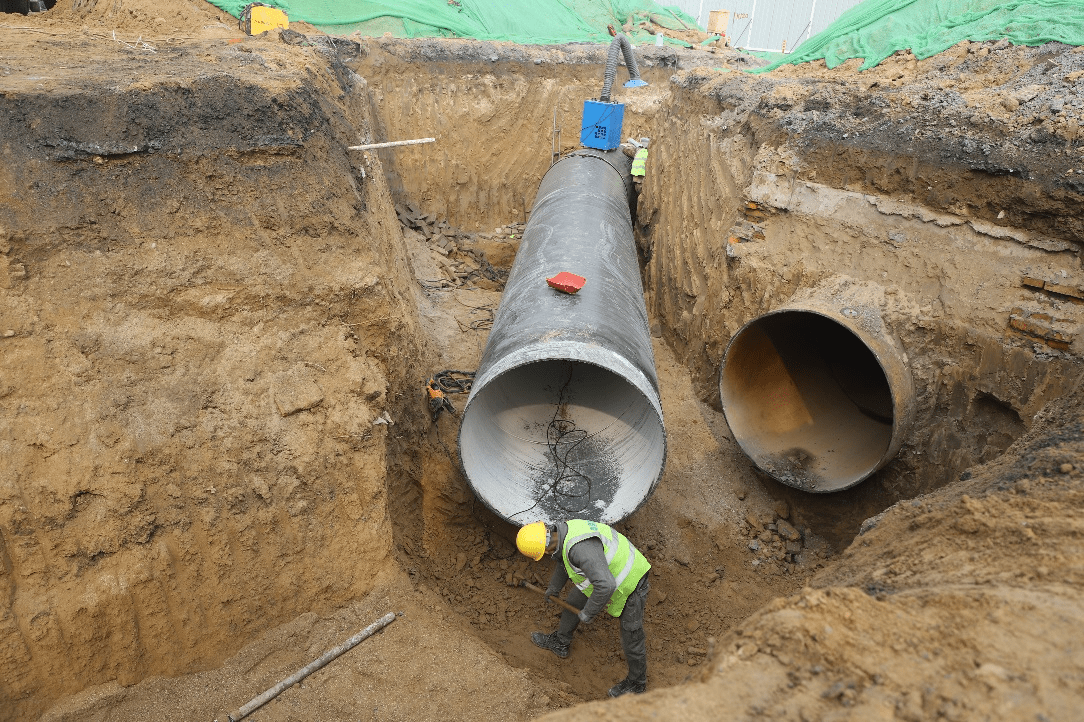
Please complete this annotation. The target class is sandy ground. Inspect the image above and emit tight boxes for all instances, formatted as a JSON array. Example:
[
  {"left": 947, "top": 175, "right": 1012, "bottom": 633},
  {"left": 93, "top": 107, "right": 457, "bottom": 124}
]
[{"left": 1, "top": 1, "right": 1083, "bottom": 721}]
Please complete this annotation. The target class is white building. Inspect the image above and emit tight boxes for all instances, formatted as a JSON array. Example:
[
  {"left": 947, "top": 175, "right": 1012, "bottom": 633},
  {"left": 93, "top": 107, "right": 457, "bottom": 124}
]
[{"left": 668, "top": 0, "right": 863, "bottom": 53}]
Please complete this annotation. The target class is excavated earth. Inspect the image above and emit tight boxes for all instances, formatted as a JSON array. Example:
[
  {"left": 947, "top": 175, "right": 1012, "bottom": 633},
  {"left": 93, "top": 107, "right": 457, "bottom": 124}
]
[{"left": 1, "top": 2, "right": 1082, "bottom": 721}]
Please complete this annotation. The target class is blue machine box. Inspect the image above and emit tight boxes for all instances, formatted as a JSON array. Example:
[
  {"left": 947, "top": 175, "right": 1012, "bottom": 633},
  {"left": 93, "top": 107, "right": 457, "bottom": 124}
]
[{"left": 579, "top": 100, "right": 625, "bottom": 151}]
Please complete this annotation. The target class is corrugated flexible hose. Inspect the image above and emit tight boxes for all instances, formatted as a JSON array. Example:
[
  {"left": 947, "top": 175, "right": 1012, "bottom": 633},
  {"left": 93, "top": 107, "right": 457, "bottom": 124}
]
[{"left": 599, "top": 34, "right": 643, "bottom": 103}]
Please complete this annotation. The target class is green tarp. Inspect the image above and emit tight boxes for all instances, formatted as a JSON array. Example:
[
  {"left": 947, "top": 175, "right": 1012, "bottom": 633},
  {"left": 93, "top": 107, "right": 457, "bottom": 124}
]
[
  {"left": 210, "top": 0, "right": 700, "bottom": 44},
  {"left": 755, "top": 0, "right": 1084, "bottom": 73}
]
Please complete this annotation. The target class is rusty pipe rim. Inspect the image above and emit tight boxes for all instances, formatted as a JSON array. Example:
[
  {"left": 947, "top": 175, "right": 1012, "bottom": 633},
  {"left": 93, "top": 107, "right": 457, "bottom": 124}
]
[{"left": 719, "top": 299, "right": 915, "bottom": 493}]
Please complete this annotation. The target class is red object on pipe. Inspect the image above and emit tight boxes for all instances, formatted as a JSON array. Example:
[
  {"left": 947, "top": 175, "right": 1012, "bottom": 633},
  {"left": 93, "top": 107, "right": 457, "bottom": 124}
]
[{"left": 547, "top": 272, "right": 586, "bottom": 294}]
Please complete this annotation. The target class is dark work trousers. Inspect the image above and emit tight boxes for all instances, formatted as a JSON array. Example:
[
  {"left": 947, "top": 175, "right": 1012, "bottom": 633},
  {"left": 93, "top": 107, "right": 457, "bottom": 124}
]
[{"left": 554, "top": 571, "right": 650, "bottom": 685}]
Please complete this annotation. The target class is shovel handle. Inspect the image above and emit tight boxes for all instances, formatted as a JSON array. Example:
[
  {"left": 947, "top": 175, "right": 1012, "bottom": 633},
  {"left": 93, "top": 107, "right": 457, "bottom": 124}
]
[{"left": 521, "top": 581, "right": 583, "bottom": 615}]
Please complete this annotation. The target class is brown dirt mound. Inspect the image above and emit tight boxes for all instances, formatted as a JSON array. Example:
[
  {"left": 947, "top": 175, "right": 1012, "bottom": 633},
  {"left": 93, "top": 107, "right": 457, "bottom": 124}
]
[{"left": 3, "top": 3, "right": 1083, "bottom": 721}]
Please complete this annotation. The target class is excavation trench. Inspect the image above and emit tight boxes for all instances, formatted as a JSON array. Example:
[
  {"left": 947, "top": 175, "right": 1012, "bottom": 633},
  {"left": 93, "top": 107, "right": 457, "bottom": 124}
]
[
  {"left": 2, "top": 18, "right": 1083, "bottom": 722},
  {"left": 357, "top": 40, "right": 1083, "bottom": 540}
]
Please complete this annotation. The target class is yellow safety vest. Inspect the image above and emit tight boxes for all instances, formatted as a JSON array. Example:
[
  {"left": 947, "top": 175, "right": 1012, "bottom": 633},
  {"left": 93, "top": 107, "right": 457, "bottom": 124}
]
[
  {"left": 631, "top": 147, "right": 648, "bottom": 177},
  {"left": 561, "top": 520, "right": 650, "bottom": 616}
]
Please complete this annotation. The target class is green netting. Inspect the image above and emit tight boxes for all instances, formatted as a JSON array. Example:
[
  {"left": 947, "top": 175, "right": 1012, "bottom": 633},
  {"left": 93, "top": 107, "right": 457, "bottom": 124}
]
[
  {"left": 755, "top": 0, "right": 1084, "bottom": 73},
  {"left": 209, "top": 0, "right": 700, "bottom": 44}
]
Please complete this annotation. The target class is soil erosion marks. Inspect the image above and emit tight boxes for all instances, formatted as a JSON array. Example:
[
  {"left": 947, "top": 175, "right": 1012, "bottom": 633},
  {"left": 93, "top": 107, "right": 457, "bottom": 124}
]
[{"left": 0, "top": 33, "right": 428, "bottom": 720}]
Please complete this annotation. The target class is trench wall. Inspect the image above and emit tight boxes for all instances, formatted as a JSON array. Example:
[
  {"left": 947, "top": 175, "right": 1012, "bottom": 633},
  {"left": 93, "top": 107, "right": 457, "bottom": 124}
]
[
  {"left": 352, "top": 40, "right": 703, "bottom": 231},
  {"left": 637, "top": 69, "right": 1084, "bottom": 536},
  {"left": 0, "top": 39, "right": 426, "bottom": 719}
]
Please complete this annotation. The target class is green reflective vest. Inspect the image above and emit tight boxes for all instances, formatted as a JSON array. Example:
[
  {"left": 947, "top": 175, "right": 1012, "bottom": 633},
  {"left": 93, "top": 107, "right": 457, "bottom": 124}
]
[
  {"left": 631, "top": 147, "right": 648, "bottom": 177},
  {"left": 561, "top": 520, "right": 651, "bottom": 617}
]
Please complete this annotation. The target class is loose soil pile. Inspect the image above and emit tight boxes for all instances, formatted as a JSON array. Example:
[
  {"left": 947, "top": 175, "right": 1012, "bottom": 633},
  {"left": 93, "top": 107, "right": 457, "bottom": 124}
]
[{"left": 1, "top": 1, "right": 1081, "bottom": 721}]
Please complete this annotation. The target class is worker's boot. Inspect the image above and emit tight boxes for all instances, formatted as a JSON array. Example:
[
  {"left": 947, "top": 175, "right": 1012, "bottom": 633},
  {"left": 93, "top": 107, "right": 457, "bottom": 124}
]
[
  {"left": 530, "top": 631, "right": 570, "bottom": 659},
  {"left": 607, "top": 677, "right": 646, "bottom": 698}
]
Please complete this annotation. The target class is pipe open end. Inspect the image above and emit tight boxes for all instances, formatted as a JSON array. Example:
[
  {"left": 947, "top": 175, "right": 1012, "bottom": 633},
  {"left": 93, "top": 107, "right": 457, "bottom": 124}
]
[
  {"left": 460, "top": 359, "right": 665, "bottom": 524},
  {"left": 720, "top": 310, "right": 909, "bottom": 492}
]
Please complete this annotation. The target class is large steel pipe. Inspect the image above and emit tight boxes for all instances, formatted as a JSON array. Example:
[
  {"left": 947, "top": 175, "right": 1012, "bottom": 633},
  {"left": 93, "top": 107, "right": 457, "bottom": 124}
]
[
  {"left": 459, "top": 149, "right": 666, "bottom": 524},
  {"left": 719, "top": 284, "right": 915, "bottom": 492}
]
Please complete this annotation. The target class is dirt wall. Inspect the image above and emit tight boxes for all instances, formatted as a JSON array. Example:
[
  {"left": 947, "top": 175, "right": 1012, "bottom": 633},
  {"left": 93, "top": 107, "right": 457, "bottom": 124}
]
[
  {"left": 352, "top": 40, "right": 752, "bottom": 232},
  {"left": 0, "top": 32, "right": 428, "bottom": 720},
  {"left": 634, "top": 49, "right": 1084, "bottom": 539}
]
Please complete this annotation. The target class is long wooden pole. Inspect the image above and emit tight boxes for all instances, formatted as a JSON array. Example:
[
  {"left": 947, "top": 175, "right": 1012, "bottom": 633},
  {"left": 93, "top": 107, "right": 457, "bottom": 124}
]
[
  {"left": 347, "top": 138, "right": 436, "bottom": 151},
  {"left": 225, "top": 612, "right": 399, "bottom": 722}
]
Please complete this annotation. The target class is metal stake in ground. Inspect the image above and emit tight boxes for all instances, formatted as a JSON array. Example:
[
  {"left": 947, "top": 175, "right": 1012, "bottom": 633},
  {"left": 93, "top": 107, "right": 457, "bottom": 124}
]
[{"left": 222, "top": 611, "right": 399, "bottom": 722}]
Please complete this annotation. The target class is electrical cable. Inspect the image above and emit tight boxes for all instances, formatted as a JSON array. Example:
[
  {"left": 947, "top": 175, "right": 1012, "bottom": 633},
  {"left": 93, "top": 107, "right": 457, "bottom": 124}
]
[
  {"left": 433, "top": 369, "right": 475, "bottom": 394},
  {"left": 452, "top": 294, "right": 496, "bottom": 331},
  {"left": 508, "top": 362, "right": 595, "bottom": 521}
]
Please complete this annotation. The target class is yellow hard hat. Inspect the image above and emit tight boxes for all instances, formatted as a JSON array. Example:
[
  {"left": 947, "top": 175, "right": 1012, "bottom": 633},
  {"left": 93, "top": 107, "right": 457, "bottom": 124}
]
[{"left": 516, "top": 521, "right": 549, "bottom": 561}]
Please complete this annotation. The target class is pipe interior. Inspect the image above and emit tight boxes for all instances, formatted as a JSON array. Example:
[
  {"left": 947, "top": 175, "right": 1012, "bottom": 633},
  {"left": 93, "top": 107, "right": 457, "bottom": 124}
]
[
  {"left": 460, "top": 359, "right": 664, "bottom": 524},
  {"left": 720, "top": 312, "right": 895, "bottom": 492}
]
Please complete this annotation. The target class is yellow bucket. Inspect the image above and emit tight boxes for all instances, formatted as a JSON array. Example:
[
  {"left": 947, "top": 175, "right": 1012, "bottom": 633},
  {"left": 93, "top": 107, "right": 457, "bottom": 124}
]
[{"left": 241, "top": 5, "right": 288, "bottom": 35}]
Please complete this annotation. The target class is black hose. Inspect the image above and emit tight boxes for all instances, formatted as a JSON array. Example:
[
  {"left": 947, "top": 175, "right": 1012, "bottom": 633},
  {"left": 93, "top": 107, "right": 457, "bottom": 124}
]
[{"left": 599, "top": 34, "right": 643, "bottom": 103}]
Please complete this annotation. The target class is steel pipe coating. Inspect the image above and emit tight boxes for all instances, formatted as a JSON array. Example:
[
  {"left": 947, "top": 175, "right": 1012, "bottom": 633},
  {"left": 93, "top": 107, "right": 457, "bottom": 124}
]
[
  {"left": 459, "top": 149, "right": 666, "bottom": 524},
  {"left": 719, "top": 284, "right": 916, "bottom": 492}
]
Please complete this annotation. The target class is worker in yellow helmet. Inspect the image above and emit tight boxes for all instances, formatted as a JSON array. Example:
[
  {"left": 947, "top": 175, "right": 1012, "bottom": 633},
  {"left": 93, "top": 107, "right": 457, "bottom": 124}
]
[
  {"left": 516, "top": 519, "right": 651, "bottom": 698},
  {"left": 627, "top": 137, "right": 649, "bottom": 195}
]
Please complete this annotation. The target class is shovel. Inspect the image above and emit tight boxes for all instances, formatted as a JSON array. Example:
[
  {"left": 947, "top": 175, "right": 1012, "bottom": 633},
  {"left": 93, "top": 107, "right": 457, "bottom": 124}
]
[{"left": 520, "top": 580, "right": 583, "bottom": 615}]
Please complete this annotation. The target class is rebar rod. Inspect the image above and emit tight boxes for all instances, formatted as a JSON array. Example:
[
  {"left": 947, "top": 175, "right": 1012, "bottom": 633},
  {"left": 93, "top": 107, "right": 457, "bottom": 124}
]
[
  {"left": 347, "top": 138, "right": 435, "bottom": 150},
  {"left": 225, "top": 612, "right": 398, "bottom": 722}
]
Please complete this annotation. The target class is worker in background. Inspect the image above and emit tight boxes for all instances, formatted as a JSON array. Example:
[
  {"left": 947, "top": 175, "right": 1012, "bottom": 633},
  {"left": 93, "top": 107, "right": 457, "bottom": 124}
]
[
  {"left": 516, "top": 519, "right": 651, "bottom": 698},
  {"left": 628, "top": 137, "right": 649, "bottom": 194}
]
